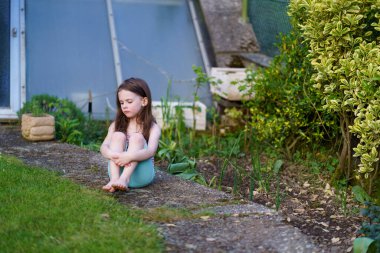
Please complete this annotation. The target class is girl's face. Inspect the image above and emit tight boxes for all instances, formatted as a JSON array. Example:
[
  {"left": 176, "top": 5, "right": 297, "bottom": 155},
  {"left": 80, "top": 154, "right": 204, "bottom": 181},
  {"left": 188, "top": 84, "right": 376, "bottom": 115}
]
[{"left": 118, "top": 90, "right": 147, "bottom": 119}]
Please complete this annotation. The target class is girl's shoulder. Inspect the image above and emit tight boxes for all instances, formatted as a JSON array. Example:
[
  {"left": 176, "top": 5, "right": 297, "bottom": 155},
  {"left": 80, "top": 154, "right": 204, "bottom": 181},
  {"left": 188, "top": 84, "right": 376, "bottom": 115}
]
[
  {"left": 108, "top": 121, "right": 116, "bottom": 132},
  {"left": 150, "top": 122, "right": 161, "bottom": 135},
  {"left": 151, "top": 122, "right": 161, "bottom": 131}
]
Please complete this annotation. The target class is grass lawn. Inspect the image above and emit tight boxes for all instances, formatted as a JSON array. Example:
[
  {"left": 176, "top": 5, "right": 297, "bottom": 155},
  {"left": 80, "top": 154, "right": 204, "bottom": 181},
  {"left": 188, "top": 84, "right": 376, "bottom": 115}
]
[{"left": 0, "top": 154, "right": 163, "bottom": 253}]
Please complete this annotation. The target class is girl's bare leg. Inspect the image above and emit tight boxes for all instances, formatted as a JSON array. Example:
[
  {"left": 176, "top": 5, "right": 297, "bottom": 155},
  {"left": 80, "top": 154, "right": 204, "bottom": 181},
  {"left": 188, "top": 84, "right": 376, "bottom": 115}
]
[
  {"left": 102, "top": 132, "right": 126, "bottom": 192},
  {"left": 112, "top": 133, "right": 145, "bottom": 191}
]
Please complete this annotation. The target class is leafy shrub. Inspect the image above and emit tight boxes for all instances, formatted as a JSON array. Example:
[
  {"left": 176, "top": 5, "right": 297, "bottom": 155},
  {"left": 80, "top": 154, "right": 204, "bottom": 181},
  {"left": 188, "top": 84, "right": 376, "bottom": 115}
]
[
  {"left": 82, "top": 119, "right": 109, "bottom": 145},
  {"left": 18, "top": 94, "right": 85, "bottom": 144},
  {"left": 289, "top": 0, "right": 380, "bottom": 194},
  {"left": 18, "top": 94, "right": 107, "bottom": 147},
  {"left": 237, "top": 29, "right": 339, "bottom": 157},
  {"left": 18, "top": 94, "right": 85, "bottom": 122},
  {"left": 356, "top": 202, "right": 380, "bottom": 252}
]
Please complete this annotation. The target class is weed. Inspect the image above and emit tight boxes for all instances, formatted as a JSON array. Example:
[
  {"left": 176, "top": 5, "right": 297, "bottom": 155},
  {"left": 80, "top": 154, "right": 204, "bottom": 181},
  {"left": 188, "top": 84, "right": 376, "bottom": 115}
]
[
  {"left": 218, "top": 131, "right": 244, "bottom": 191},
  {"left": 191, "top": 66, "right": 213, "bottom": 146}
]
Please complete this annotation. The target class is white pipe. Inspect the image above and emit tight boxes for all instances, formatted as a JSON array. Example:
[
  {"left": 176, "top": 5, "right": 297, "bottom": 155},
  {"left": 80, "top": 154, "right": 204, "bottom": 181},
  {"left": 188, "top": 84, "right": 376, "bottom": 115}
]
[
  {"left": 187, "top": 0, "right": 211, "bottom": 75},
  {"left": 20, "top": 0, "right": 26, "bottom": 106},
  {"left": 105, "top": 0, "right": 123, "bottom": 86}
]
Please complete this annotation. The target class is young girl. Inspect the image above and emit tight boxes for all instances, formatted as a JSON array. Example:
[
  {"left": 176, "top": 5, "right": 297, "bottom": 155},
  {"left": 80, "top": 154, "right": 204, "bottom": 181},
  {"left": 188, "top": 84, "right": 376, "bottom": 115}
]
[{"left": 100, "top": 78, "right": 161, "bottom": 192}]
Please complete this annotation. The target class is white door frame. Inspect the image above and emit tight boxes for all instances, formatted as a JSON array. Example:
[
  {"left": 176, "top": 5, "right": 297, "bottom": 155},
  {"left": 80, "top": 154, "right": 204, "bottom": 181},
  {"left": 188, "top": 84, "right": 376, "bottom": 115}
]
[{"left": 0, "top": 0, "right": 25, "bottom": 120}]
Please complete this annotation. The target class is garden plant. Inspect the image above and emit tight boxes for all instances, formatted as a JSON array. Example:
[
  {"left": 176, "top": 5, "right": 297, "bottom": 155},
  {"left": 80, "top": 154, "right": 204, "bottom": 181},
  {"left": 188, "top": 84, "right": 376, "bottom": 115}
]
[
  {"left": 18, "top": 94, "right": 108, "bottom": 149},
  {"left": 289, "top": 0, "right": 380, "bottom": 195}
]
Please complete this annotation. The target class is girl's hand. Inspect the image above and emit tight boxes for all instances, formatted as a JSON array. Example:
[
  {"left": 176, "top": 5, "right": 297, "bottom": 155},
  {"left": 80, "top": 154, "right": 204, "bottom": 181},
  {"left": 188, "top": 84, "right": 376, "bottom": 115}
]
[
  {"left": 107, "top": 150, "right": 117, "bottom": 160},
  {"left": 111, "top": 152, "right": 131, "bottom": 167}
]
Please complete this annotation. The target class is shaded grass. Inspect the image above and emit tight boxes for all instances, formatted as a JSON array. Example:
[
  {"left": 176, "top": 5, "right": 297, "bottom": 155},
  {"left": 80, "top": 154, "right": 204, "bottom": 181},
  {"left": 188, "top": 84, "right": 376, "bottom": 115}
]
[{"left": 0, "top": 155, "right": 163, "bottom": 253}]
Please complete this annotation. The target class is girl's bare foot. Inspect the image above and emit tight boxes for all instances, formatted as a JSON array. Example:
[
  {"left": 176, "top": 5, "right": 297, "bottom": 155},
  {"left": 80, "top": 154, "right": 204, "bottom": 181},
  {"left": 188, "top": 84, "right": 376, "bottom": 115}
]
[
  {"left": 112, "top": 179, "right": 129, "bottom": 191},
  {"left": 102, "top": 181, "right": 116, "bottom": 192}
]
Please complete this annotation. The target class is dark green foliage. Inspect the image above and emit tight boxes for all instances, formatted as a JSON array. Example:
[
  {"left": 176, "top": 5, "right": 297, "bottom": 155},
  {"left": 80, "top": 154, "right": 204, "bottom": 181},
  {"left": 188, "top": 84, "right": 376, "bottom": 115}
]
[
  {"left": 186, "top": 132, "right": 244, "bottom": 158},
  {"left": 352, "top": 185, "right": 373, "bottom": 205},
  {"left": 18, "top": 94, "right": 85, "bottom": 144},
  {"left": 239, "top": 31, "right": 340, "bottom": 157},
  {"left": 18, "top": 94, "right": 85, "bottom": 123},
  {"left": 82, "top": 119, "right": 109, "bottom": 145},
  {"left": 18, "top": 94, "right": 108, "bottom": 147},
  {"left": 358, "top": 202, "right": 380, "bottom": 252}
]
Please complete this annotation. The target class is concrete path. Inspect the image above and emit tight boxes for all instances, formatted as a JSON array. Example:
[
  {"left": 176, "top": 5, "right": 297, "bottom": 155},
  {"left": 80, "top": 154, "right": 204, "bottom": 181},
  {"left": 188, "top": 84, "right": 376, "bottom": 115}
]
[{"left": 0, "top": 125, "right": 322, "bottom": 252}]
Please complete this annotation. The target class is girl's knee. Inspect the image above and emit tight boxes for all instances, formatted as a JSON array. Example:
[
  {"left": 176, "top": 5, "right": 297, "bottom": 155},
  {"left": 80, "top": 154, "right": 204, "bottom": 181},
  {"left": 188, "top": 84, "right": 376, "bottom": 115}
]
[
  {"left": 128, "top": 133, "right": 145, "bottom": 147},
  {"left": 111, "top": 131, "right": 127, "bottom": 143}
]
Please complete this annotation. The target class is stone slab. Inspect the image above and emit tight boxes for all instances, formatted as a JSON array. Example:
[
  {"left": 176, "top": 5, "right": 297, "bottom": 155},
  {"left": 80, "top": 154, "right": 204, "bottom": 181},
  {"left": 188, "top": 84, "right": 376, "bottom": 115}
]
[{"left": 161, "top": 214, "right": 321, "bottom": 253}]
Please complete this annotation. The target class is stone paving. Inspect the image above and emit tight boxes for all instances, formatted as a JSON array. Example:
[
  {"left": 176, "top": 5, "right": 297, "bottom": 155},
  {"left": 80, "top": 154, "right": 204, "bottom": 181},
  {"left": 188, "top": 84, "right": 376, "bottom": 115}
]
[{"left": 0, "top": 124, "right": 323, "bottom": 252}]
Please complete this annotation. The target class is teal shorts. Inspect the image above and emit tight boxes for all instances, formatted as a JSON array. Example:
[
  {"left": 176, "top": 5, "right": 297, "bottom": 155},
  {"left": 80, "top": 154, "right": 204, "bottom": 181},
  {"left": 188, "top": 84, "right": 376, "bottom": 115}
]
[{"left": 108, "top": 143, "right": 155, "bottom": 188}]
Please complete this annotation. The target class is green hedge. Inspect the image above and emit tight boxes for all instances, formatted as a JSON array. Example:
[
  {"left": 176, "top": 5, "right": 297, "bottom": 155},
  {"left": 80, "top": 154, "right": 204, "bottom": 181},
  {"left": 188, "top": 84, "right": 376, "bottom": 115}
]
[
  {"left": 289, "top": 0, "right": 380, "bottom": 194},
  {"left": 238, "top": 20, "right": 339, "bottom": 157}
]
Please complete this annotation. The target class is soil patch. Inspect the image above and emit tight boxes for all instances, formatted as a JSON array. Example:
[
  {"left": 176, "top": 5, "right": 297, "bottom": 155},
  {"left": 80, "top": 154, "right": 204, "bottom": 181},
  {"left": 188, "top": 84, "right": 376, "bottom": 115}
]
[{"left": 184, "top": 156, "right": 363, "bottom": 252}]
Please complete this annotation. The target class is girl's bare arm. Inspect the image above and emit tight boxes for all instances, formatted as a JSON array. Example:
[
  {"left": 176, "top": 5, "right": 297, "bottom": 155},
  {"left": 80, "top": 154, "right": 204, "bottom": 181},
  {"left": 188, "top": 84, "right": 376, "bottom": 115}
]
[
  {"left": 100, "top": 122, "right": 118, "bottom": 159},
  {"left": 124, "top": 123, "right": 161, "bottom": 162}
]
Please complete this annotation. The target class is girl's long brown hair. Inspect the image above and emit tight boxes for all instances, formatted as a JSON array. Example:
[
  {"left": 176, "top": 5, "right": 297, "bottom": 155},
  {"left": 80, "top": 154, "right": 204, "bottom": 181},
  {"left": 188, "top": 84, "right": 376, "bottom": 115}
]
[{"left": 114, "top": 78, "right": 156, "bottom": 141}]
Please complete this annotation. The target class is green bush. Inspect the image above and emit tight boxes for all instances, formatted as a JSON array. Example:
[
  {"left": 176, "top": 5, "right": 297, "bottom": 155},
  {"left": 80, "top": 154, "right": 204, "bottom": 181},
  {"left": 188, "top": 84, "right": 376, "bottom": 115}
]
[
  {"left": 18, "top": 94, "right": 86, "bottom": 144},
  {"left": 18, "top": 94, "right": 85, "bottom": 122},
  {"left": 18, "top": 94, "right": 108, "bottom": 147},
  {"left": 356, "top": 202, "right": 380, "bottom": 252},
  {"left": 237, "top": 30, "right": 339, "bottom": 157},
  {"left": 289, "top": 0, "right": 380, "bottom": 194}
]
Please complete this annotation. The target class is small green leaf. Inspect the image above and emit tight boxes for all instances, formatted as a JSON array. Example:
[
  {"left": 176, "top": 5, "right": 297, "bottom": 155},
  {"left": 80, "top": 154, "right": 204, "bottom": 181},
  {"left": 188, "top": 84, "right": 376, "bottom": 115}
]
[
  {"left": 168, "top": 163, "right": 190, "bottom": 174},
  {"left": 353, "top": 237, "right": 377, "bottom": 253},
  {"left": 352, "top": 185, "right": 372, "bottom": 204},
  {"left": 273, "top": 160, "right": 284, "bottom": 175},
  {"left": 176, "top": 171, "right": 197, "bottom": 180}
]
